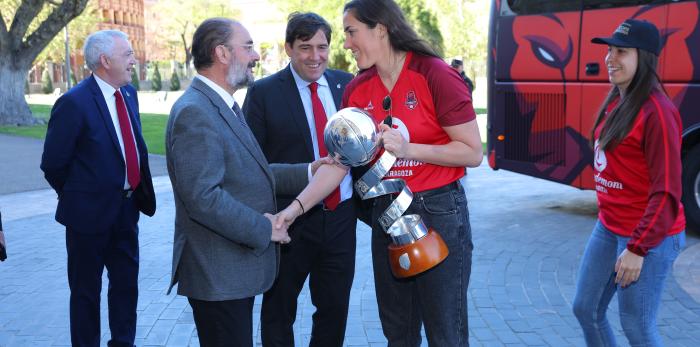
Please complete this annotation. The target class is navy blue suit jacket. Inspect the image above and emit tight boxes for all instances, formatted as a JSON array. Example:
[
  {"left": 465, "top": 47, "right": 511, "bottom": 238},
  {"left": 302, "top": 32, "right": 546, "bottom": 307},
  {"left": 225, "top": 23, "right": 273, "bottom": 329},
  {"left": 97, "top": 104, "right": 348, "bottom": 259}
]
[
  {"left": 41, "top": 75, "right": 156, "bottom": 233},
  {"left": 242, "top": 65, "right": 353, "bottom": 208}
]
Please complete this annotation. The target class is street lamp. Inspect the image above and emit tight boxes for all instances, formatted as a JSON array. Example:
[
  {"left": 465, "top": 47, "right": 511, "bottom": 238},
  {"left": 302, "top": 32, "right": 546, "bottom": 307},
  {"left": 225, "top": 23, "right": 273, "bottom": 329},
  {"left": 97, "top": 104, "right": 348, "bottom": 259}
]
[{"left": 64, "top": 25, "right": 71, "bottom": 89}]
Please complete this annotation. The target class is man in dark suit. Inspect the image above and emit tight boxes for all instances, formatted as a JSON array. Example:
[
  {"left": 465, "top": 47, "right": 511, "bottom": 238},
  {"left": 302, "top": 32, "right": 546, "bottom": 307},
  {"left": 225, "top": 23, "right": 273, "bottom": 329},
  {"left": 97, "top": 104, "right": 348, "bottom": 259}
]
[
  {"left": 40, "top": 30, "right": 156, "bottom": 347},
  {"left": 243, "top": 12, "right": 356, "bottom": 347},
  {"left": 166, "top": 18, "right": 315, "bottom": 347},
  {"left": 450, "top": 59, "right": 475, "bottom": 94}
]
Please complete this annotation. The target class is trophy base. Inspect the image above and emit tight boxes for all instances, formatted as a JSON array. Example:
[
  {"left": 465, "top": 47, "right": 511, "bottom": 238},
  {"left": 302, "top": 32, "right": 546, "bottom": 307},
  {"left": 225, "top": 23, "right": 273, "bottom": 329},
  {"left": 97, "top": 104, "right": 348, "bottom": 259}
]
[{"left": 387, "top": 228, "right": 449, "bottom": 278}]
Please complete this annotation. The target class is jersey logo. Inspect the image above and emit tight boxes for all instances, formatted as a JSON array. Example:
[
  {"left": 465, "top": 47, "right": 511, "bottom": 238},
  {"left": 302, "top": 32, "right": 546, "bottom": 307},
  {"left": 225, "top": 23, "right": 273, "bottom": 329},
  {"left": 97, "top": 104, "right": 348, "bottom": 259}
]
[
  {"left": 405, "top": 91, "right": 418, "bottom": 110},
  {"left": 365, "top": 100, "right": 374, "bottom": 110},
  {"left": 594, "top": 140, "right": 607, "bottom": 172}
]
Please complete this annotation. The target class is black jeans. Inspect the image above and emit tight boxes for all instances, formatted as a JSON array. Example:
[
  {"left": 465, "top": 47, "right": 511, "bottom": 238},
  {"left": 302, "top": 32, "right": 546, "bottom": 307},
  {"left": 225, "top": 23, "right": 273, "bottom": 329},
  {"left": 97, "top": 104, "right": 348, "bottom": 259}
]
[{"left": 371, "top": 181, "right": 472, "bottom": 346}]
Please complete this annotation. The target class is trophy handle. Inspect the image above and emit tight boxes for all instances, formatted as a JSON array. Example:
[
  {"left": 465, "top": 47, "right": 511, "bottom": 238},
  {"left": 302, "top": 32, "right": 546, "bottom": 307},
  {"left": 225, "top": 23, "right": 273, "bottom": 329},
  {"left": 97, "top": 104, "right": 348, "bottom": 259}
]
[{"left": 387, "top": 228, "right": 449, "bottom": 278}]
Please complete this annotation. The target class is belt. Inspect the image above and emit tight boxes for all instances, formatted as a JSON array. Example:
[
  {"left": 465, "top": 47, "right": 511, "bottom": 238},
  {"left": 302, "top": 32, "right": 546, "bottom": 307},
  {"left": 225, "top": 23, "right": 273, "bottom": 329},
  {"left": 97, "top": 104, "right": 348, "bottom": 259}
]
[
  {"left": 122, "top": 189, "right": 134, "bottom": 198},
  {"left": 412, "top": 181, "right": 461, "bottom": 198}
]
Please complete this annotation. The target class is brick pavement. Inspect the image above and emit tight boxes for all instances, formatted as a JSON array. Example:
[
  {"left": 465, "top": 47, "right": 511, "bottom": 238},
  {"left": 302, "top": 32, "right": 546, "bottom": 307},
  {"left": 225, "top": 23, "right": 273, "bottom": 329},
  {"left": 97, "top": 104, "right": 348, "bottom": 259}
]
[{"left": 1, "top": 162, "right": 699, "bottom": 346}]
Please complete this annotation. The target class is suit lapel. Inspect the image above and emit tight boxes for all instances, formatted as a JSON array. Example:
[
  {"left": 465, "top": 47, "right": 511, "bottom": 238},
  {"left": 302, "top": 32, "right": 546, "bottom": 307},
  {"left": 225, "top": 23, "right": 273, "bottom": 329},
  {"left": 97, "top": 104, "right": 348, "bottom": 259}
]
[
  {"left": 121, "top": 87, "right": 148, "bottom": 158},
  {"left": 325, "top": 70, "right": 345, "bottom": 110},
  {"left": 191, "top": 79, "right": 274, "bottom": 184},
  {"left": 88, "top": 75, "right": 123, "bottom": 163},
  {"left": 280, "top": 66, "right": 315, "bottom": 158}
]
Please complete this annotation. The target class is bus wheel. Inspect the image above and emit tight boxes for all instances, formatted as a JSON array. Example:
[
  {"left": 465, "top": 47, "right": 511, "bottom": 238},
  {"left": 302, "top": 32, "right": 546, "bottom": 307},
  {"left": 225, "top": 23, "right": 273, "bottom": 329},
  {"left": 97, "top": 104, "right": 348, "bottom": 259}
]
[{"left": 682, "top": 145, "right": 700, "bottom": 233}]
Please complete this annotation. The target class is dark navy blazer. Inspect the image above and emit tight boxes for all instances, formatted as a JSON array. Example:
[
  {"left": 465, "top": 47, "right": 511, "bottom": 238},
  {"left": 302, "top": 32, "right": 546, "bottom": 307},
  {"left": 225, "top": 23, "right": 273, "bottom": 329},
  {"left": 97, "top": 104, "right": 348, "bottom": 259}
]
[{"left": 41, "top": 75, "right": 156, "bottom": 233}]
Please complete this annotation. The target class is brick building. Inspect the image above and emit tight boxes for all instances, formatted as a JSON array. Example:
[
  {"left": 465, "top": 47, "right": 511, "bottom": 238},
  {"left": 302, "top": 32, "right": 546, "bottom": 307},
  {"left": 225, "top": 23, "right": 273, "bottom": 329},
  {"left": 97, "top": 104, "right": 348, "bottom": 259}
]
[{"left": 28, "top": 0, "right": 146, "bottom": 91}]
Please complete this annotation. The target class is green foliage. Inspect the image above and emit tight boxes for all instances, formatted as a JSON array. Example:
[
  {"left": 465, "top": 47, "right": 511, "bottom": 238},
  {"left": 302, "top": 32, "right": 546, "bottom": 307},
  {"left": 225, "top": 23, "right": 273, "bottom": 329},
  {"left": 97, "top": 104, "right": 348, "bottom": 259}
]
[
  {"left": 131, "top": 68, "right": 140, "bottom": 90},
  {"left": 151, "top": 65, "right": 162, "bottom": 92},
  {"left": 397, "top": 0, "right": 444, "bottom": 56},
  {"left": 169, "top": 71, "right": 180, "bottom": 91},
  {"left": 41, "top": 69, "right": 53, "bottom": 94},
  {"left": 70, "top": 71, "right": 77, "bottom": 87},
  {"left": 430, "top": 0, "right": 489, "bottom": 78}
]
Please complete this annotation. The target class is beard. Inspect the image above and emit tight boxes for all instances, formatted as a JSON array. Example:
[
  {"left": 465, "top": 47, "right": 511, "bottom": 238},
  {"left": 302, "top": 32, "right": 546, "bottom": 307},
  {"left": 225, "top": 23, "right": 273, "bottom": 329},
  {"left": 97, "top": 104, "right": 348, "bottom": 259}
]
[{"left": 226, "top": 58, "right": 255, "bottom": 89}]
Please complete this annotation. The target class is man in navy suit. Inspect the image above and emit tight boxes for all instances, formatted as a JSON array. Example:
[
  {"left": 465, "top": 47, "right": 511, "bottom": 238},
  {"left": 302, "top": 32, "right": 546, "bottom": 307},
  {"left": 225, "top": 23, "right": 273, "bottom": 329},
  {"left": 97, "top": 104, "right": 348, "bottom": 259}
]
[
  {"left": 41, "top": 30, "right": 156, "bottom": 347},
  {"left": 243, "top": 12, "right": 356, "bottom": 347}
]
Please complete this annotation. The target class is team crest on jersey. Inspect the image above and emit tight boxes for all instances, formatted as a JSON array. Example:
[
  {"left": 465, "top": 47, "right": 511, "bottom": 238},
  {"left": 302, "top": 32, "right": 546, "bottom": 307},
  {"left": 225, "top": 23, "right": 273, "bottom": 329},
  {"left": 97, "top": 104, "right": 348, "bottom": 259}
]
[
  {"left": 365, "top": 100, "right": 374, "bottom": 110},
  {"left": 405, "top": 91, "right": 418, "bottom": 110}
]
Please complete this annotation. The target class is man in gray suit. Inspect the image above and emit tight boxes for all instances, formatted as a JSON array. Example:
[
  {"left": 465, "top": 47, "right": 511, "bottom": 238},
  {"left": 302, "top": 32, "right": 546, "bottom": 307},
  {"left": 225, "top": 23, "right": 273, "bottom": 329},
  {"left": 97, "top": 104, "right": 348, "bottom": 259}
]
[{"left": 165, "top": 18, "right": 310, "bottom": 347}]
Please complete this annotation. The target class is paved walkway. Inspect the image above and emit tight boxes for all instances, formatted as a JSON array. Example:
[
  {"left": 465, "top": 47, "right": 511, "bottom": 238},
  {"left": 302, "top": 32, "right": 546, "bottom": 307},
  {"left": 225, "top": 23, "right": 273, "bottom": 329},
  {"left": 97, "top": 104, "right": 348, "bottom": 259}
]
[{"left": 0, "top": 133, "right": 698, "bottom": 346}]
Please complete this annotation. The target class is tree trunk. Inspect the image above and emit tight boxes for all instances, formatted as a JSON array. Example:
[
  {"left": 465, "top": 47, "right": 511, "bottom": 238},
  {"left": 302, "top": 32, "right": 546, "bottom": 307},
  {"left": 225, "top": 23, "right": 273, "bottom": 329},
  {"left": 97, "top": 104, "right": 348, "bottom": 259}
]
[{"left": 0, "top": 59, "right": 35, "bottom": 126}]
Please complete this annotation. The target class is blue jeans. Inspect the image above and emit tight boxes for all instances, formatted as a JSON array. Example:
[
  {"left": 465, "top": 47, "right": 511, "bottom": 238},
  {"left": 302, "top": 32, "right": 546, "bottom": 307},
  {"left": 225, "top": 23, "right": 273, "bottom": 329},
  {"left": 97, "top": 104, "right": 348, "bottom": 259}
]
[
  {"left": 573, "top": 220, "right": 685, "bottom": 347},
  {"left": 370, "top": 181, "right": 472, "bottom": 347}
]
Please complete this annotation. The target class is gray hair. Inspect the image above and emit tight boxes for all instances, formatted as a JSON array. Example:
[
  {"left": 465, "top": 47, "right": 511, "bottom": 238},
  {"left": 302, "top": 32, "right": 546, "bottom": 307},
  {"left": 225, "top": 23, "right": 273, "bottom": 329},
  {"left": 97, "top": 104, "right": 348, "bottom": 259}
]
[{"left": 83, "top": 30, "right": 129, "bottom": 71}]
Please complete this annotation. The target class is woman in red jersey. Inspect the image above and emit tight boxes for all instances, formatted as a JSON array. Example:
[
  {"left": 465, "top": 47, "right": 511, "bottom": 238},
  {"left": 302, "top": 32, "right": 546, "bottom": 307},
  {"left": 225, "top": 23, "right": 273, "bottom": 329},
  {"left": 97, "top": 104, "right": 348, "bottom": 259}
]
[
  {"left": 276, "top": 1, "right": 481, "bottom": 345},
  {"left": 572, "top": 19, "right": 686, "bottom": 347}
]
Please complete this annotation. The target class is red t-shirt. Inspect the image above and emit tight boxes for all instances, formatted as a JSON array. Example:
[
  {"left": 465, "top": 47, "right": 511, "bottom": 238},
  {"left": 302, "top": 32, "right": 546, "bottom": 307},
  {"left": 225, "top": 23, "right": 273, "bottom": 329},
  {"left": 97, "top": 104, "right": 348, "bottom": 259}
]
[
  {"left": 594, "top": 89, "right": 685, "bottom": 256},
  {"left": 342, "top": 52, "right": 476, "bottom": 193}
]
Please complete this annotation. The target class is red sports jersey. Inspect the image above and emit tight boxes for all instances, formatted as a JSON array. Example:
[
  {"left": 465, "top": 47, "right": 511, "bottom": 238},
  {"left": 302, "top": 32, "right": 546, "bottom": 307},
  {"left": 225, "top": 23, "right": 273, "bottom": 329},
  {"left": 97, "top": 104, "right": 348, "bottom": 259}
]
[
  {"left": 342, "top": 52, "right": 476, "bottom": 193},
  {"left": 594, "top": 89, "right": 685, "bottom": 256}
]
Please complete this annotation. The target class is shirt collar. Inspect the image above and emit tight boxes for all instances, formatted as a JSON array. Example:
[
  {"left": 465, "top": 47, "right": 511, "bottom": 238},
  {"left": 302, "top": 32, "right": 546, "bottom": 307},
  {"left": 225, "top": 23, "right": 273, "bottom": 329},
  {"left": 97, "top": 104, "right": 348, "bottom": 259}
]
[
  {"left": 196, "top": 75, "right": 235, "bottom": 109},
  {"left": 289, "top": 63, "right": 329, "bottom": 91},
  {"left": 93, "top": 73, "right": 118, "bottom": 100}
]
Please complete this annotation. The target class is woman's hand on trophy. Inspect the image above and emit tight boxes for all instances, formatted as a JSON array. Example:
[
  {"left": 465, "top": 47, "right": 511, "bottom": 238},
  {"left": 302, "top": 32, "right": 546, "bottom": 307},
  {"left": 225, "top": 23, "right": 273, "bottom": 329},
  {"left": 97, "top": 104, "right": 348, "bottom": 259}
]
[{"left": 379, "top": 123, "right": 409, "bottom": 158}]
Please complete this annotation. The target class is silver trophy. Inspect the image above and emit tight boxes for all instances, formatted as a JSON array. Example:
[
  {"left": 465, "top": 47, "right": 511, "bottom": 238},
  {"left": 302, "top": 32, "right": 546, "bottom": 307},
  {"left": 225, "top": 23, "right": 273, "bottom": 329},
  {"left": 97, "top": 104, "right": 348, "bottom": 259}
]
[{"left": 324, "top": 107, "right": 448, "bottom": 278}]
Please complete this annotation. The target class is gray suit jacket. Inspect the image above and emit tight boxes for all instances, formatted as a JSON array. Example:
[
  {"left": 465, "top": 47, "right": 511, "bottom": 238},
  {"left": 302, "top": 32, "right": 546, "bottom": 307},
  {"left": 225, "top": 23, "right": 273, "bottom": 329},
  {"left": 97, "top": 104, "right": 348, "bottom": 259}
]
[{"left": 165, "top": 77, "right": 308, "bottom": 301}]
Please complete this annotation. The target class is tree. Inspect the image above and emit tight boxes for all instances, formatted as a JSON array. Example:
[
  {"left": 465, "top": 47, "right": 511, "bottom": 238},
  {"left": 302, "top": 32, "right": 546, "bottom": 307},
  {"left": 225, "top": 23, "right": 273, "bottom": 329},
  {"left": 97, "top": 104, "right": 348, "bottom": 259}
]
[
  {"left": 0, "top": 0, "right": 90, "bottom": 125},
  {"left": 151, "top": 0, "right": 240, "bottom": 78},
  {"left": 151, "top": 65, "right": 162, "bottom": 92},
  {"left": 169, "top": 70, "right": 180, "bottom": 91},
  {"left": 398, "top": 0, "right": 444, "bottom": 56},
  {"left": 130, "top": 68, "right": 139, "bottom": 91},
  {"left": 430, "top": 0, "right": 489, "bottom": 78},
  {"left": 41, "top": 68, "right": 53, "bottom": 94}
]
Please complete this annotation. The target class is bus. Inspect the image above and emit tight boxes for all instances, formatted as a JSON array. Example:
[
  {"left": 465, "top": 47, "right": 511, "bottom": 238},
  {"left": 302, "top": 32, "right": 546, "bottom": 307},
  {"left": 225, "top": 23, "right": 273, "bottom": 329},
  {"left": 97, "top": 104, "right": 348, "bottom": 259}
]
[{"left": 487, "top": 0, "right": 700, "bottom": 229}]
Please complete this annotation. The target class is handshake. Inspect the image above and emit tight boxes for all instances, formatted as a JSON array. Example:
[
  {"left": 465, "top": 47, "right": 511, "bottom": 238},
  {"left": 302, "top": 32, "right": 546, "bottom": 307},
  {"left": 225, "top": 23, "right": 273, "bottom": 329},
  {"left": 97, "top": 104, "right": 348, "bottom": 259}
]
[
  {"left": 264, "top": 202, "right": 303, "bottom": 245},
  {"left": 265, "top": 155, "right": 344, "bottom": 245}
]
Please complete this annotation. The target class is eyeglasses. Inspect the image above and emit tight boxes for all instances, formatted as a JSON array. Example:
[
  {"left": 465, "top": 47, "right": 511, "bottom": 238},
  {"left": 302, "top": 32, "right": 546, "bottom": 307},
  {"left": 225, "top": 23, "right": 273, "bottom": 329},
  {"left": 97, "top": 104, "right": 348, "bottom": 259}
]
[
  {"left": 222, "top": 43, "right": 255, "bottom": 54},
  {"left": 382, "top": 95, "right": 393, "bottom": 126}
]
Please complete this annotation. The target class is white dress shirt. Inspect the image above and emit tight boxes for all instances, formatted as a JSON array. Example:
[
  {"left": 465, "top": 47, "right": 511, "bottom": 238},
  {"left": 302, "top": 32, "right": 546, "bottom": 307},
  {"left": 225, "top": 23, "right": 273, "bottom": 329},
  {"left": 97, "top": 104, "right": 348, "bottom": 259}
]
[{"left": 289, "top": 65, "right": 352, "bottom": 202}]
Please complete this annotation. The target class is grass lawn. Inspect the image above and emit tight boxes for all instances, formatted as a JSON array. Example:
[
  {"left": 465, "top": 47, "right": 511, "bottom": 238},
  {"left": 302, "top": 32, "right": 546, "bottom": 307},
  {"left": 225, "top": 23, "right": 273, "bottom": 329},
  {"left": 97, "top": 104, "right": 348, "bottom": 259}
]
[
  {"left": 0, "top": 104, "right": 168, "bottom": 155},
  {"left": 2, "top": 104, "right": 488, "bottom": 156}
]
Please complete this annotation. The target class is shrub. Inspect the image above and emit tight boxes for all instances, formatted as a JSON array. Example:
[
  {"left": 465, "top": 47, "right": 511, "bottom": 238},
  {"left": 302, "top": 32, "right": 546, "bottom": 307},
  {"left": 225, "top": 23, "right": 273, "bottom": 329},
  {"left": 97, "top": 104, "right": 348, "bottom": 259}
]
[
  {"left": 151, "top": 65, "right": 162, "bottom": 91},
  {"left": 41, "top": 69, "right": 53, "bottom": 94},
  {"left": 131, "top": 68, "right": 140, "bottom": 90},
  {"left": 170, "top": 70, "right": 180, "bottom": 91}
]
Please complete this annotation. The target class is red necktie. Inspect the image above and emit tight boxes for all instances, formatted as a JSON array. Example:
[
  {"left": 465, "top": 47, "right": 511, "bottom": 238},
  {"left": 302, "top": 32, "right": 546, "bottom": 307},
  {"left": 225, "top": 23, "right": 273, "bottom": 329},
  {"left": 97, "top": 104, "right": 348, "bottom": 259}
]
[
  {"left": 309, "top": 82, "right": 340, "bottom": 210},
  {"left": 115, "top": 90, "right": 140, "bottom": 190}
]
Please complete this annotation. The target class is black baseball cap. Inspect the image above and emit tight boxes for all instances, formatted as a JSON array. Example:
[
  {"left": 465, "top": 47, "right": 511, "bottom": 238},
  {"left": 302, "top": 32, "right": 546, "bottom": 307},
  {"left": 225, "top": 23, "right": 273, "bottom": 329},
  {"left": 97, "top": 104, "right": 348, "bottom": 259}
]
[{"left": 591, "top": 19, "right": 661, "bottom": 56}]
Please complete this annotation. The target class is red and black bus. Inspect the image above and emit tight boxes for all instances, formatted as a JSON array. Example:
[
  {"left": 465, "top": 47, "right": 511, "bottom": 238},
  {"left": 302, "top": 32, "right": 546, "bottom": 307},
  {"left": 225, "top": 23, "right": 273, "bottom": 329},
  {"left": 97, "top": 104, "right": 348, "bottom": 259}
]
[{"left": 487, "top": 0, "right": 700, "bottom": 229}]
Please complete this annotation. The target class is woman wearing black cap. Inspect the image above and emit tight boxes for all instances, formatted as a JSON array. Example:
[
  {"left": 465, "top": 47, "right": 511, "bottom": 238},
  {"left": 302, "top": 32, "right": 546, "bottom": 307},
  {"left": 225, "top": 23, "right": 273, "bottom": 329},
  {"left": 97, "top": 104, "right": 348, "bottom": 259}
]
[{"left": 572, "top": 19, "right": 686, "bottom": 346}]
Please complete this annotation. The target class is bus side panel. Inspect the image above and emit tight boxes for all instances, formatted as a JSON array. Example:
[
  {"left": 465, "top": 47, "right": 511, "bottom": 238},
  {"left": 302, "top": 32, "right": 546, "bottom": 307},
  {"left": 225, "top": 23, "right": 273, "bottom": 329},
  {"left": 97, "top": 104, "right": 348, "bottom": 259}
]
[
  {"left": 579, "top": 5, "right": 668, "bottom": 82},
  {"left": 491, "top": 82, "right": 589, "bottom": 188},
  {"left": 665, "top": 2, "right": 700, "bottom": 135},
  {"left": 495, "top": 12, "right": 581, "bottom": 82}
]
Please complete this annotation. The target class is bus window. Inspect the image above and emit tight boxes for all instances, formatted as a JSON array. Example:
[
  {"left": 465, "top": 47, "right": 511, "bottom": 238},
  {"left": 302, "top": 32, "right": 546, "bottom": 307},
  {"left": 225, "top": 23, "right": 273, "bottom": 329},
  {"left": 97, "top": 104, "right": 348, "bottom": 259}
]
[
  {"left": 506, "top": 0, "right": 581, "bottom": 15},
  {"left": 584, "top": 0, "right": 671, "bottom": 10}
]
